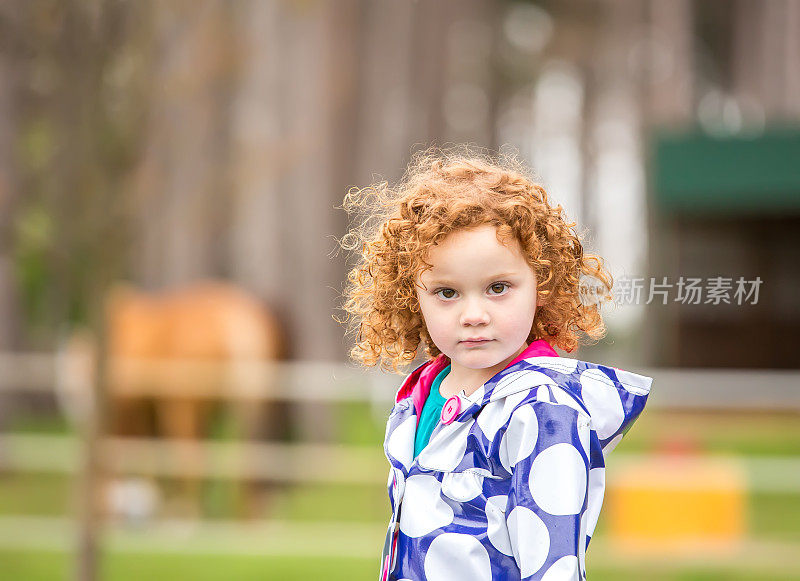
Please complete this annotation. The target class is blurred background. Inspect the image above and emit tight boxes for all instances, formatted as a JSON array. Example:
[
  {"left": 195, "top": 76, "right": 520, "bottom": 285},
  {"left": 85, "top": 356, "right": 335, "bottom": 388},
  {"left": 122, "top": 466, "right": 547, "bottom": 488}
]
[{"left": 1, "top": 0, "right": 799, "bottom": 579}]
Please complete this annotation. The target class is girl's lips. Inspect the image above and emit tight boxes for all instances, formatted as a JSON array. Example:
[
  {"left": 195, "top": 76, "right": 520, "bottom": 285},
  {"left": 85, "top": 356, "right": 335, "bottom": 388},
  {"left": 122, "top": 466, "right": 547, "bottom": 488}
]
[{"left": 460, "top": 339, "right": 493, "bottom": 346}]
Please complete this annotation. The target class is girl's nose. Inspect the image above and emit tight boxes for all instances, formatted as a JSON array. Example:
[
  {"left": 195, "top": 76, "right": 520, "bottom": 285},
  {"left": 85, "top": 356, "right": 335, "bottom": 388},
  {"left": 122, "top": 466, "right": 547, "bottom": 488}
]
[{"left": 460, "top": 299, "right": 490, "bottom": 326}]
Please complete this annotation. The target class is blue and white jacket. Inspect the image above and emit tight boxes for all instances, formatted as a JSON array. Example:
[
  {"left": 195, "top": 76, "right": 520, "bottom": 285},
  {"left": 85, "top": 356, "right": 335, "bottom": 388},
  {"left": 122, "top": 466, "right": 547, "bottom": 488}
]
[{"left": 379, "top": 339, "right": 652, "bottom": 580}]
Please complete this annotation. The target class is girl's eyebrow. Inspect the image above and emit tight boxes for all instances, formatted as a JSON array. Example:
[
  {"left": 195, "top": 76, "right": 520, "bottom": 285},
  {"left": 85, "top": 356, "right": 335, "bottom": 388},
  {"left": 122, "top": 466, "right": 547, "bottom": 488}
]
[{"left": 427, "top": 272, "right": 520, "bottom": 285}]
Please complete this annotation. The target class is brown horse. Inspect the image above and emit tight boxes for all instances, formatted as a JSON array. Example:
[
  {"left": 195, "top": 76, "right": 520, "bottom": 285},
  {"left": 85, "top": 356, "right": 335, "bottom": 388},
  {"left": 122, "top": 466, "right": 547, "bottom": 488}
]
[{"left": 99, "top": 279, "right": 287, "bottom": 519}]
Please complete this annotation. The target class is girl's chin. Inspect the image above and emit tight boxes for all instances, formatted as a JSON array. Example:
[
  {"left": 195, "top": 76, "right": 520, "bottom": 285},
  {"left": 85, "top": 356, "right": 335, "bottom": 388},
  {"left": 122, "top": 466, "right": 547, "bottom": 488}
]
[{"left": 450, "top": 353, "right": 506, "bottom": 370}]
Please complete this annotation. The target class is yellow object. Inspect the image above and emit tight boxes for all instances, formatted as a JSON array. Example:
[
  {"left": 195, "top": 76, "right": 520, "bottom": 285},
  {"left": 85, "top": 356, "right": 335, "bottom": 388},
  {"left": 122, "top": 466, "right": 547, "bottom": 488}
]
[{"left": 607, "top": 454, "right": 746, "bottom": 552}]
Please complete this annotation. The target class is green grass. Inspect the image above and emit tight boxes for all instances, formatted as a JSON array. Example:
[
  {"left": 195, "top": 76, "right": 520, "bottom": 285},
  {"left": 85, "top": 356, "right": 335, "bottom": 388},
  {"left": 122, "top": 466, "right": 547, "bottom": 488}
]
[
  {"left": 618, "top": 410, "right": 800, "bottom": 457},
  {"left": 589, "top": 570, "right": 800, "bottom": 581},
  {"left": 0, "top": 473, "right": 72, "bottom": 516},
  {"left": 268, "top": 482, "right": 387, "bottom": 522},
  {"left": 750, "top": 492, "right": 800, "bottom": 541},
  {"left": 335, "top": 401, "right": 386, "bottom": 446},
  {"left": 2, "top": 548, "right": 799, "bottom": 581},
  {"left": 3, "top": 413, "right": 72, "bottom": 435},
  {"left": 2, "top": 549, "right": 378, "bottom": 581}
]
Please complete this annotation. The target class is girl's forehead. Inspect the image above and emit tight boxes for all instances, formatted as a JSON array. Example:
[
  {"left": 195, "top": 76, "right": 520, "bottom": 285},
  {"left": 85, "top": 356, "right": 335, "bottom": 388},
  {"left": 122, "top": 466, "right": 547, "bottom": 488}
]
[
  {"left": 418, "top": 227, "right": 530, "bottom": 279},
  {"left": 426, "top": 225, "right": 521, "bottom": 258}
]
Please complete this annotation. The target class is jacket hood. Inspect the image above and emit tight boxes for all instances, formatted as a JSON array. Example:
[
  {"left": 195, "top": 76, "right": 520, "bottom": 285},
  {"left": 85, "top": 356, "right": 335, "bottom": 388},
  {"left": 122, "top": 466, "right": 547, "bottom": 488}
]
[
  {"left": 382, "top": 345, "right": 652, "bottom": 579},
  {"left": 394, "top": 339, "right": 652, "bottom": 451}
]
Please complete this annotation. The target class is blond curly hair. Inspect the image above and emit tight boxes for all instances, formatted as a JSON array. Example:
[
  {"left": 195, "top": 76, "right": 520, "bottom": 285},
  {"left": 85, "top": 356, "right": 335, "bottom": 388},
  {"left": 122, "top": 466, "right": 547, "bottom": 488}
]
[{"left": 338, "top": 146, "right": 613, "bottom": 373}]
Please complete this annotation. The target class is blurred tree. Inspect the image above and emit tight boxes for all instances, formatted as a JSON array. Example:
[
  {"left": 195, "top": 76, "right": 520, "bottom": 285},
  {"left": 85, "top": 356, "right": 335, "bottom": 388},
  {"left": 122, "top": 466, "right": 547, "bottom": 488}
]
[
  {"left": 2, "top": 0, "right": 151, "bottom": 347},
  {"left": 1, "top": 1, "right": 153, "bottom": 579},
  {"left": 0, "top": 1, "right": 25, "bottom": 351}
]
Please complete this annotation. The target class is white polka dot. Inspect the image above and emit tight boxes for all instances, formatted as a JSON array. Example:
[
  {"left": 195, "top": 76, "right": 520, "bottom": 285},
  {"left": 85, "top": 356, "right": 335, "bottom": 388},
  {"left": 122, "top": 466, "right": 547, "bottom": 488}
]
[
  {"left": 417, "top": 420, "right": 469, "bottom": 472},
  {"left": 579, "top": 369, "right": 625, "bottom": 440},
  {"left": 492, "top": 370, "right": 556, "bottom": 402},
  {"left": 465, "top": 467, "right": 495, "bottom": 478},
  {"left": 602, "top": 433, "right": 624, "bottom": 458},
  {"left": 485, "top": 495, "right": 513, "bottom": 556},
  {"left": 523, "top": 371, "right": 561, "bottom": 388},
  {"left": 507, "top": 506, "right": 550, "bottom": 577},
  {"left": 585, "top": 467, "right": 605, "bottom": 538},
  {"left": 387, "top": 415, "right": 416, "bottom": 469},
  {"left": 578, "top": 418, "right": 590, "bottom": 460},
  {"left": 399, "top": 475, "right": 454, "bottom": 537},
  {"left": 424, "top": 533, "right": 492, "bottom": 581},
  {"left": 535, "top": 385, "right": 554, "bottom": 403},
  {"left": 499, "top": 405, "right": 538, "bottom": 472},
  {"left": 441, "top": 471, "right": 484, "bottom": 502},
  {"left": 526, "top": 356, "right": 579, "bottom": 373},
  {"left": 490, "top": 371, "right": 531, "bottom": 400},
  {"left": 477, "top": 390, "right": 528, "bottom": 440},
  {"left": 550, "top": 386, "right": 584, "bottom": 415},
  {"left": 530, "top": 443, "right": 587, "bottom": 515},
  {"left": 541, "top": 555, "right": 580, "bottom": 580},
  {"left": 393, "top": 467, "right": 406, "bottom": 501},
  {"left": 612, "top": 367, "right": 652, "bottom": 395}
]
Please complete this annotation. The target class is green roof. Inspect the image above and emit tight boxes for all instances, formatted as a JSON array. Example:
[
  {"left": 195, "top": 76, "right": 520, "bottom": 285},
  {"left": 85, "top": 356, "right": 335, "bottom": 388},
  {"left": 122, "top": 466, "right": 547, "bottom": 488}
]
[{"left": 652, "top": 128, "right": 800, "bottom": 214}]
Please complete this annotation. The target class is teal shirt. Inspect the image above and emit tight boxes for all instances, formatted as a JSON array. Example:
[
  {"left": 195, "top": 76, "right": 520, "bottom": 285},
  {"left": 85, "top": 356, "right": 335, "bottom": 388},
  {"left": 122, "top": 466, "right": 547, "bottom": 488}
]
[{"left": 413, "top": 364, "right": 451, "bottom": 458}]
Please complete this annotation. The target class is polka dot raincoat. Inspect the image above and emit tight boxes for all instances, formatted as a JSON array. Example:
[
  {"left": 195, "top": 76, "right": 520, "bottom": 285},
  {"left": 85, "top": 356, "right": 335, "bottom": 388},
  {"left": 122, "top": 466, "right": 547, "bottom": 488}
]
[{"left": 379, "top": 340, "right": 652, "bottom": 580}]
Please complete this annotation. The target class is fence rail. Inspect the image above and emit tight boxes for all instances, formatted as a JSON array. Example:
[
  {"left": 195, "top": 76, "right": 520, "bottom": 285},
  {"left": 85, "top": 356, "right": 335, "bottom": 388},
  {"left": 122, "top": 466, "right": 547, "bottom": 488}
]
[
  {"left": 1, "top": 352, "right": 799, "bottom": 410},
  {"left": 2, "top": 434, "right": 800, "bottom": 492},
  {"left": 0, "top": 434, "right": 384, "bottom": 483}
]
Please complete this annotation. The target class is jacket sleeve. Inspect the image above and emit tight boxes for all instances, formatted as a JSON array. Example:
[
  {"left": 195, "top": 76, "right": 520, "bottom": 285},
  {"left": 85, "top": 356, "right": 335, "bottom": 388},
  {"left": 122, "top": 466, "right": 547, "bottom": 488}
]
[{"left": 501, "top": 400, "right": 591, "bottom": 580}]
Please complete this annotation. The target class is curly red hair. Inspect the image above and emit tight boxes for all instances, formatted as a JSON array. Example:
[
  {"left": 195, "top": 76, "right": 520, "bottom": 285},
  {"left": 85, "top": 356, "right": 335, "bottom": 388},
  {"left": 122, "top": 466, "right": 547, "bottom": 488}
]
[{"left": 338, "top": 147, "right": 613, "bottom": 373}]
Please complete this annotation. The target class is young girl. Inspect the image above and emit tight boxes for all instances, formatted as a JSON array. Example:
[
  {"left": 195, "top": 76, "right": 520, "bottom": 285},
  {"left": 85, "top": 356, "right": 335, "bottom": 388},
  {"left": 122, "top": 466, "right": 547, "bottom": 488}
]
[{"left": 340, "top": 148, "right": 652, "bottom": 581}]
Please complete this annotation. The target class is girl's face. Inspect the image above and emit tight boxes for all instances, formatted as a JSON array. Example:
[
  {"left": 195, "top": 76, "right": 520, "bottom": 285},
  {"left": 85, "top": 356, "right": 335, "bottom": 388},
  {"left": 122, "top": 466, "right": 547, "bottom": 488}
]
[{"left": 415, "top": 224, "right": 539, "bottom": 375}]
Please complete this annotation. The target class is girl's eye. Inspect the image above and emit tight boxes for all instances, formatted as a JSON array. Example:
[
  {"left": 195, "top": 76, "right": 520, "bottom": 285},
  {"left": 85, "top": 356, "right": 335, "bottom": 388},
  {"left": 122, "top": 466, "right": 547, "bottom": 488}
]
[
  {"left": 436, "top": 288, "right": 457, "bottom": 299},
  {"left": 489, "top": 283, "right": 509, "bottom": 295}
]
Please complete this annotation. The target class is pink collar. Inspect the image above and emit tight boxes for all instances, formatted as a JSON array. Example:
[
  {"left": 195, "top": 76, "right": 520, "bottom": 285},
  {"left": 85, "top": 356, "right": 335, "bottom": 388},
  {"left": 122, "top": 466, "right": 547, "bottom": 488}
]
[{"left": 395, "top": 339, "right": 559, "bottom": 416}]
